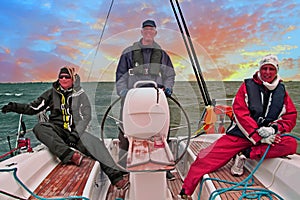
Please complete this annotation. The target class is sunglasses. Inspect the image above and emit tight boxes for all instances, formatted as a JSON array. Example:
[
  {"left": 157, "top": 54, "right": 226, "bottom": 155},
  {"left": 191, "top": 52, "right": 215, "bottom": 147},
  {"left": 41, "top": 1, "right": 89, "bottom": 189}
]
[{"left": 59, "top": 75, "right": 71, "bottom": 79}]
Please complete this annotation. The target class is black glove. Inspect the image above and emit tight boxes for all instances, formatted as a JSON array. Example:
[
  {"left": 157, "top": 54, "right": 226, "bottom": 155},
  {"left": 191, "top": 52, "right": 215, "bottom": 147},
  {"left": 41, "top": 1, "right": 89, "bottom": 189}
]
[
  {"left": 164, "top": 88, "right": 172, "bottom": 97},
  {"left": 67, "top": 131, "right": 79, "bottom": 147},
  {"left": 1, "top": 102, "right": 14, "bottom": 113}
]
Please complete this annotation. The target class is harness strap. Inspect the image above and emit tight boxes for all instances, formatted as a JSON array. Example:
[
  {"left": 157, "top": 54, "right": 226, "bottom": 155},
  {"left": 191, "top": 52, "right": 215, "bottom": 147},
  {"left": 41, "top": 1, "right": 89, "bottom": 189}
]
[
  {"left": 131, "top": 42, "right": 162, "bottom": 76},
  {"left": 60, "top": 94, "right": 71, "bottom": 131}
]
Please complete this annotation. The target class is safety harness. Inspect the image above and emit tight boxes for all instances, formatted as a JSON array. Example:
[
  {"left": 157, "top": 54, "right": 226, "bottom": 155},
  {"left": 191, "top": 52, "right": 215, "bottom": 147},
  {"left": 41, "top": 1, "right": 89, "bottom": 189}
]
[
  {"left": 129, "top": 42, "right": 162, "bottom": 76},
  {"left": 57, "top": 87, "right": 73, "bottom": 131},
  {"left": 227, "top": 79, "right": 285, "bottom": 138},
  {"left": 245, "top": 78, "right": 285, "bottom": 127}
]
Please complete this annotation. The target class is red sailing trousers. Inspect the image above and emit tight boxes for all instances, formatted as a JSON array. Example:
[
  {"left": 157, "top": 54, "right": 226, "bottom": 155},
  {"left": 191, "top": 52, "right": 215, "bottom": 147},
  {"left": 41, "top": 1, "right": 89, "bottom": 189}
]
[{"left": 182, "top": 134, "right": 297, "bottom": 196}]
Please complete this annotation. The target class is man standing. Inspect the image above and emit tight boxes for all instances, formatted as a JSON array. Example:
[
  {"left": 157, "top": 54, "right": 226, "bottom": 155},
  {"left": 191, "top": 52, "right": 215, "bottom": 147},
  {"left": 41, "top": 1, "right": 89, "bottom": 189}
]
[{"left": 115, "top": 19, "right": 176, "bottom": 180}]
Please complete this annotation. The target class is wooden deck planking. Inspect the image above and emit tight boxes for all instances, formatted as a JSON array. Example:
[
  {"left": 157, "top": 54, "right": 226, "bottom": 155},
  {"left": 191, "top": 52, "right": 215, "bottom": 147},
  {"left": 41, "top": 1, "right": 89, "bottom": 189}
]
[
  {"left": 190, "top": 141, "right": 278, "bottom": 200},
  {"left": 105, "top": 175, "right": 128, "bottom": 200},
  {"left": 167, "top": 171, "right": 184, "bottom": 199},
  {"left": 29, "top": 157, "right": 95, "bottom": 199}
]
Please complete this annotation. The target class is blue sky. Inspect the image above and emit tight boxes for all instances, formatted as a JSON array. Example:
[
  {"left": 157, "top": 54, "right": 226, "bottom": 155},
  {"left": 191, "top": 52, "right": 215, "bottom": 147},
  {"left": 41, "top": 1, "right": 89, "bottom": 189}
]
[{"left": 0, "top": 0, "right": 299, "bottom": 82}]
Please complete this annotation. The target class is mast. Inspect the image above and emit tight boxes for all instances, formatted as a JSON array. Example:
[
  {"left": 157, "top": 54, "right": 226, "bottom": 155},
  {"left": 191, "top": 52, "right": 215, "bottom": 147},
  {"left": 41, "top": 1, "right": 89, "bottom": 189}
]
[{"left": 170, "top": 0, "right": 212, "bottom": 106}]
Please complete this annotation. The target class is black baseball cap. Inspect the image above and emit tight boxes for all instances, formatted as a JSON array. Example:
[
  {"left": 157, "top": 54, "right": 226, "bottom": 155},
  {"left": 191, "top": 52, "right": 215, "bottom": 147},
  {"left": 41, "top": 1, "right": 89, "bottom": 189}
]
[{"left": 142, "top": 20, "right": 156, "bottom": 28}]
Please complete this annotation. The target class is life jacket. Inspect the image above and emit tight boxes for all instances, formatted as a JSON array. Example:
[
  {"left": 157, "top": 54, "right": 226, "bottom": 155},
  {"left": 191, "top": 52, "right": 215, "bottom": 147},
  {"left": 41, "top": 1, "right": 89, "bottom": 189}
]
[
  {"left": 227, "top": 79, "right": 285, "bottom": 137},
  {"left": 245, "top": 78, "right": 285, "bottom": 126},
  {"left": 130, "top": 42, "right": 162, "bottom": 76},
  {"left": 54, "top": 87, "right": 73, "bottom": 131}
]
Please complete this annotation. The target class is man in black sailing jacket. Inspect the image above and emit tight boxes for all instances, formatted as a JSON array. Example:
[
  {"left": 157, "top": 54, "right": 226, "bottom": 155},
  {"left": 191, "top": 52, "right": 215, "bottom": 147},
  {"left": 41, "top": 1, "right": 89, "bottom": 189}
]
[
  {"left": 1, "top": 66, "right": 129, "bottom": 189},
  {"left": 116, "top": 20, "right": 175, "bottom": 97},
  {"left": 115, "top": 19, "right": 177, "bottom": 180}
]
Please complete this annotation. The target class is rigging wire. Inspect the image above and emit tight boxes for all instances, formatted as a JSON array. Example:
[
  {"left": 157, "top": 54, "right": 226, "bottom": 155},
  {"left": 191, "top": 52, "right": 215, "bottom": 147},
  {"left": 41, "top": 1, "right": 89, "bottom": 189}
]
[
  {"left": 169, "top": 0, "right": 212, "bottom": 106},
  {"left": 87, "top": 0, "right": 115, "bottom": 81},
  {"left": 169, "top": 1, "right": 204, "bottom": 105}
]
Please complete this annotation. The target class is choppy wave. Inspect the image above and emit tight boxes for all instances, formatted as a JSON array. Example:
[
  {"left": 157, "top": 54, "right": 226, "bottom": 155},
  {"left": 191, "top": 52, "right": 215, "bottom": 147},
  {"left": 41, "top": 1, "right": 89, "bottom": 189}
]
[{"left": 0, "top": 93, "right": 23, "bottom": 97}]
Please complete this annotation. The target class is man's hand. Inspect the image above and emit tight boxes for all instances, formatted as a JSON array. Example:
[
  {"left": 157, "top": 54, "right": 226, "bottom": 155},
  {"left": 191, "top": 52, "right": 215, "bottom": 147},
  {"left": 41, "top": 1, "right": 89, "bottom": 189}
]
[
  {"left": 67, "top": 132, "right": 79, "bottom": 147},
  {"left": 260, "top": 134, "right": 276, "bottom": 145},
  {"left": 257, "top": 126, "right": 275, "bottom": 138}
]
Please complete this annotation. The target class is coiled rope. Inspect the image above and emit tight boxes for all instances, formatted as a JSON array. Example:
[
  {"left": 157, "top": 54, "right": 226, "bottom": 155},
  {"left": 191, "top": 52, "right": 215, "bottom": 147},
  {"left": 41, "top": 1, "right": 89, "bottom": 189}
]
[{"left": 198, "top": 134, "right": 300, "bottom": 200}]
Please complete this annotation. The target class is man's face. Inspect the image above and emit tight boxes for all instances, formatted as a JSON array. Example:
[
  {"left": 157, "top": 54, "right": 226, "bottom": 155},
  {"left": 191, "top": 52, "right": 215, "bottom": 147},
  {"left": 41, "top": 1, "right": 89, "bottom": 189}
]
[
  {"left": 59, "top": 73, "right": 73, "bottom": 89},
  {"left": 259, "top": 64, "right": 277, "bottom": 83},
  {"left": 141, "top": 26, "right": 157, "bottom": 44}
]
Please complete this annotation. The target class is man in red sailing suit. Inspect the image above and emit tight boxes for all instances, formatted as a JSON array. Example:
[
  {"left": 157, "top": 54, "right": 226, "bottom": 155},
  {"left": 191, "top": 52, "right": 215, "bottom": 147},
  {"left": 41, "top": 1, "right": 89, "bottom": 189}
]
[{"left": 179, "top": 54, "right": 298, "bottom": 199}]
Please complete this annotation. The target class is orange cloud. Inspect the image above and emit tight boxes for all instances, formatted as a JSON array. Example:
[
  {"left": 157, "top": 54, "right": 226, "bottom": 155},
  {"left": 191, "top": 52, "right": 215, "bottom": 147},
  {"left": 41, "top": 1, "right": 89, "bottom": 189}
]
[
  {"left": 55, "top": 45, "right": 82, "bottom": 59},
  {"left": 1, "top": 46, "right": 10, "bottom": 54}
]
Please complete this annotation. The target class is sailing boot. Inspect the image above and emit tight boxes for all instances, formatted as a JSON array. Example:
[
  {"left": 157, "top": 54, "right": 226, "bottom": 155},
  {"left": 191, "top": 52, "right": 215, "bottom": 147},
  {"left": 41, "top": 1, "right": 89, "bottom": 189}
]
[
  {"left": 231, "top": 153, "right": 246, "bottom": 176},
  {"left": 70, "top": 151, "right": 83, "bottom": 166}
]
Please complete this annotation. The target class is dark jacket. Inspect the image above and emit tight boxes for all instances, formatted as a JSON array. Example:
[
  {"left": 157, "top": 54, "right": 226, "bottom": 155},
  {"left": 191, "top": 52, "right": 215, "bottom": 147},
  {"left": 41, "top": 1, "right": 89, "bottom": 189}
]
[
  {"left": 116, "top": 39, "right": 175, "bottom": 95},
  {"left": 226, "top": 72, "right": 297, "bottom": 144},
  {"left": 7, "top": 74, "right": 91, "bottom": 134}
]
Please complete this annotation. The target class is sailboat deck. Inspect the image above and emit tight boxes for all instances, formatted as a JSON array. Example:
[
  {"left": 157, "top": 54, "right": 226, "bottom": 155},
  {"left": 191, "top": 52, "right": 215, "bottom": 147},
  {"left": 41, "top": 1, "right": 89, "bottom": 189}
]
[
  {"left": 28, "top": 157, "right": 95, "bottom": 200},
  {"left": 27, "top": 140, "right": 279, "bottom": 200},
  {"left": 105, "top": 140, "right": 279, "bottom": 200},
  {"left": 188, "top": 140, "right": 279, "bottom": 200},
  {"left": 105, "top": 171, "right": 183, "bottom": 200}
]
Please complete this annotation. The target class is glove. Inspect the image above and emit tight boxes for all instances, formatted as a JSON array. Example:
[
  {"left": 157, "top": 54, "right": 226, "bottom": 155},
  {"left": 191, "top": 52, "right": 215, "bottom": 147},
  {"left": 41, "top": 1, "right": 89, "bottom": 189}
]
[
  {"left": 1, "top": 102, "right": 14, "bottom": 113},
  {"left": 119, "top": 89, "right": 128, "bottom": 98},
  {"left": 164, "top": 88, "right": 172, "bottom": 97},
  {"left": 260, "top": 134, "right": 276, "bottom": 145},
  {"left": 257, "top": 126, "right": 275, "bottom": 138},
  {"left": 67, "top": 132, "right": 79, "bottom": 147}
]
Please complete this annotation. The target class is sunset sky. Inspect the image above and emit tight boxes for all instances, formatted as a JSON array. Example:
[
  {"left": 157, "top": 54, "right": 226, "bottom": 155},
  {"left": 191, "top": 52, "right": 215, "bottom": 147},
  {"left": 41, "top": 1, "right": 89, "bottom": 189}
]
[{"left": 1, "top": 0, "right": 299, "bottom": 83}]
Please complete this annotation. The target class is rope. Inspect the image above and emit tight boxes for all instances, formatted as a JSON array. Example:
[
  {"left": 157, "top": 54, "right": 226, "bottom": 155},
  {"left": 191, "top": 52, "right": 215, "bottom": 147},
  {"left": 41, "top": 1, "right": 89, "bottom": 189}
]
[
  {"left": 198, "top": 134, "right": 300, "bottom": 200},
  {"left": 0, "top": 167, "right": 89, "bottom": 200},
  {"left": 0, "top": 148, "right": 18, "bottom": 160}
]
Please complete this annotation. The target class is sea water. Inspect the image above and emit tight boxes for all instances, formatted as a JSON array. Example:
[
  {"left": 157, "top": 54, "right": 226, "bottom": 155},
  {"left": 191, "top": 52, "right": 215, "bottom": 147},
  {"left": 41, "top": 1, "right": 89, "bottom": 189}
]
[{"left": 0, "top": 81, "right": 299, "bottom": 156}]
